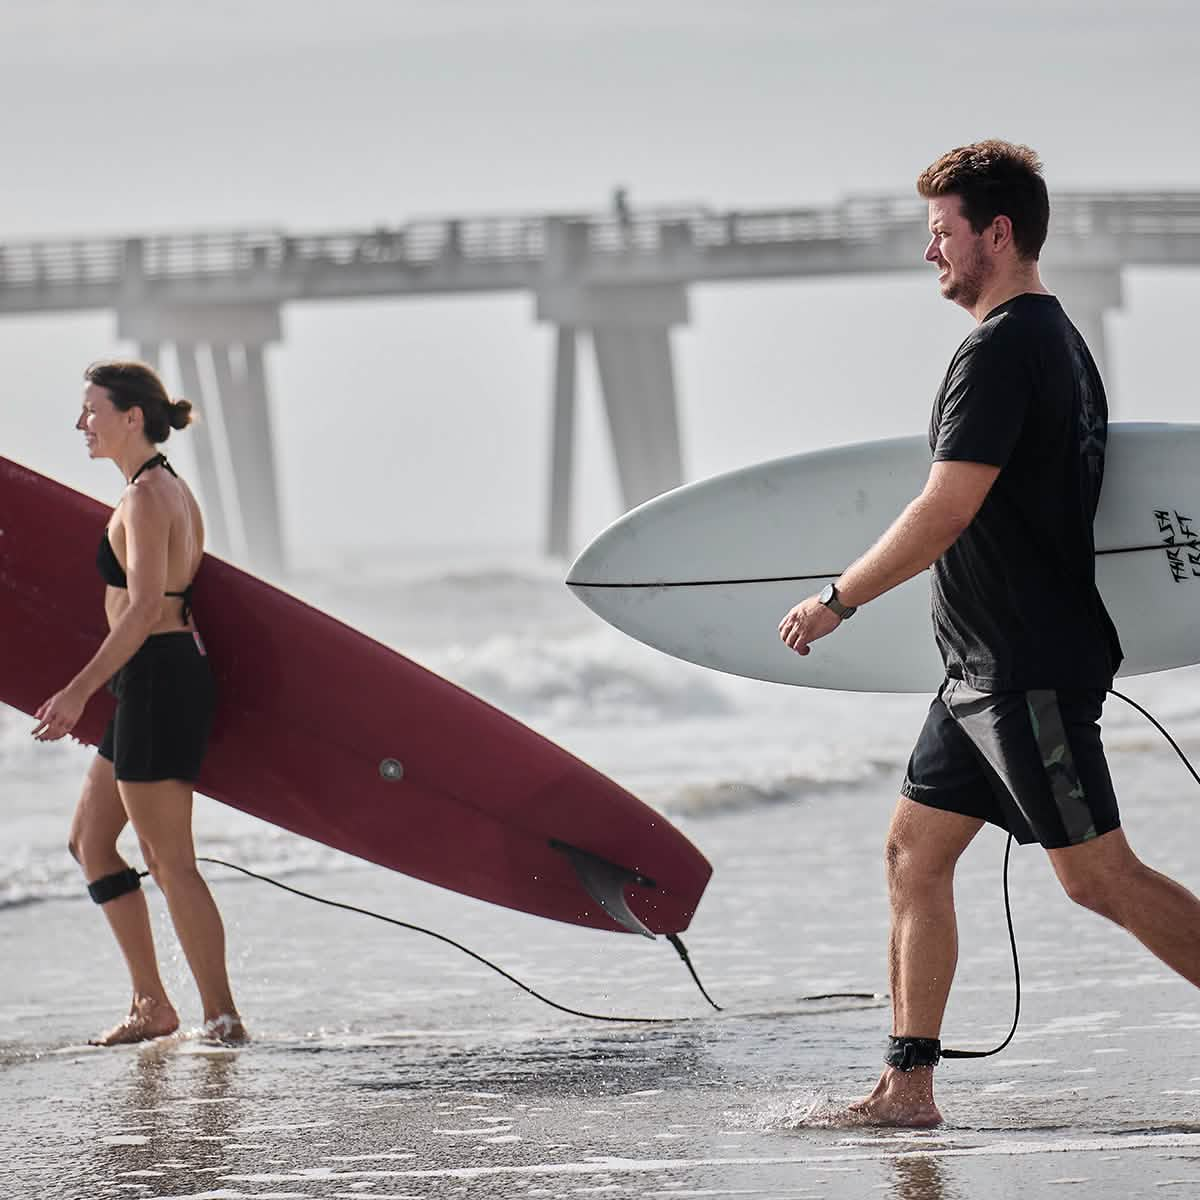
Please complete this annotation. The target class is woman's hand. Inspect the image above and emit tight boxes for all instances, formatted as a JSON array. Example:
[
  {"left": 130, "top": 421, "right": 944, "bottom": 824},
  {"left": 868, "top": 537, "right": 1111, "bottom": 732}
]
[{"left": 32, "top": 683, "right": 90, "bottom": 742}]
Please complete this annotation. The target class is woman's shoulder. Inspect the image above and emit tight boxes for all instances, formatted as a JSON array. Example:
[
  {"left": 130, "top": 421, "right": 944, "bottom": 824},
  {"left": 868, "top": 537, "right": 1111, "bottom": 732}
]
[{"left": 121, "top": 473, "right": 176, "bottom": 528}]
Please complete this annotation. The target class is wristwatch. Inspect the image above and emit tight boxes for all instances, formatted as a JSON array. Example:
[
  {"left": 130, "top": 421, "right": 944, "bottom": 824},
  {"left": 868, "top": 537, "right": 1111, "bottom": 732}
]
[{"left": 818, "top": 582, "right": 857, "bottom": 620}]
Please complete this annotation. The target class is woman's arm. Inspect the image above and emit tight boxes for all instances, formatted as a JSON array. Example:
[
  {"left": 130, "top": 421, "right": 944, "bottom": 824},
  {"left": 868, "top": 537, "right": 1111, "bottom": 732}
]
[{"left": 32, "top": 487, "right": 170, "bottom": 741}]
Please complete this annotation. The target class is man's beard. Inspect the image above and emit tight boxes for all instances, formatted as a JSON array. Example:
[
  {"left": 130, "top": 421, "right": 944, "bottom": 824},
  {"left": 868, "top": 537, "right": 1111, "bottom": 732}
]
[{"left": 942, "top": 239, "right": 992, "bottom": 308}]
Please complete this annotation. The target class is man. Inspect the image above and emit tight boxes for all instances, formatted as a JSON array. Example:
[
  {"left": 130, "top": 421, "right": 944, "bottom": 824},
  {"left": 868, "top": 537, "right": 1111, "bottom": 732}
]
[{"left": 778, "top": 140, "right": 1200, "bottom": 1127}]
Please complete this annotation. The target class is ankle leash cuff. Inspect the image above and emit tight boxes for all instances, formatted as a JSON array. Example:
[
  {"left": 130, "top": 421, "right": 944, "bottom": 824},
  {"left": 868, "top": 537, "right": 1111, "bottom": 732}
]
[
  {"left": 885, "top": 1036, "right": 942, "bottom": 1071},
  {"left": 87, "top": 867, "right": 143, "bottom": 905}
]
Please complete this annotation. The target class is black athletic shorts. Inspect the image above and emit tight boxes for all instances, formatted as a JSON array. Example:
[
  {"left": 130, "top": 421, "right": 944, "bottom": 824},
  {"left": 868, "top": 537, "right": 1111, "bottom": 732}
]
[
  {"left": 900, "top": 677, "right": 1120, "bottom": 849},
  {"left": 97, "top": 631, "right": 215, "bottom": 783}
]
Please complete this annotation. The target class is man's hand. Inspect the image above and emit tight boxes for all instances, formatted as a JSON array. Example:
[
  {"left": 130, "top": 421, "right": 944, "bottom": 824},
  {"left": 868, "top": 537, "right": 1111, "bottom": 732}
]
[{"left": 778, "top": 596, "right": 844, "bottom": 656}]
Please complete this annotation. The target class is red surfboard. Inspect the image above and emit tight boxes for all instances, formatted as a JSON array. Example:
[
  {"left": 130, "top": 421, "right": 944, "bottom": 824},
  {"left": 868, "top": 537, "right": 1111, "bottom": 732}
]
[{"left": 0, "top": 456, "right": 711, "bottom": 935}]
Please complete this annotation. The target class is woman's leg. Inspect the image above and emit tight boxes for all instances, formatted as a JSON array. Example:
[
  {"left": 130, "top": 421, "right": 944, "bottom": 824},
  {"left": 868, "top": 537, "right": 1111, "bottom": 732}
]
[
  {"left": 68, "top": 755, "right": 179, "bottom": 1044},
  {"left": 118, "top": 779, "right": 246, "bottom": 1041}
]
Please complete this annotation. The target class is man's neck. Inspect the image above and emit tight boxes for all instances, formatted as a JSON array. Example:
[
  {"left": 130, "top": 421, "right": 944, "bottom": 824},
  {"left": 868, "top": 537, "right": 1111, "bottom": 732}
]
[{"left": 969, "top": 264, "right": 1049, "bottom": 323}]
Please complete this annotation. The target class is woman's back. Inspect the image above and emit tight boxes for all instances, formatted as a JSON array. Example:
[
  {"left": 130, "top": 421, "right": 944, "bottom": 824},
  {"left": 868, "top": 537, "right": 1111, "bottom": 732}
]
[{"left": 103, "top": 460, "right": 205, "bottom": 634}]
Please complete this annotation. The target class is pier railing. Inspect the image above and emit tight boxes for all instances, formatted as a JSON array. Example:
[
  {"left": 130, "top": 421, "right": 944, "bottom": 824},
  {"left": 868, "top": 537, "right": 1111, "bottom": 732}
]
[{"left": 2, "top": 193, "right": 1199, "bottom": 304}]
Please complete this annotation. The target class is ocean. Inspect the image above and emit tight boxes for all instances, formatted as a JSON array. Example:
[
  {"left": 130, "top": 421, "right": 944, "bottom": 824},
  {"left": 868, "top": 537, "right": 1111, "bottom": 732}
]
[{"left": 4, "top": 554, "right": 1200, "bottom": 1199}]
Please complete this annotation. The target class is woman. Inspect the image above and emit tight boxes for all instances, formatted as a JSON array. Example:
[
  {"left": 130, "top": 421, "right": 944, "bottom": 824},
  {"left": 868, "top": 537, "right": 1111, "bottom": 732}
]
[{"left": 33, "top": 360, "right": 246, "bottom": 1046}]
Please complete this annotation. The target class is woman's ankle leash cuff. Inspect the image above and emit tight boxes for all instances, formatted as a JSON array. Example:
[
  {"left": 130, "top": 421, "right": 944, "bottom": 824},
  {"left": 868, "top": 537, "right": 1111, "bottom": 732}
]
[{"left": 87, "top": 867, "right": 143, "bottom": 905}]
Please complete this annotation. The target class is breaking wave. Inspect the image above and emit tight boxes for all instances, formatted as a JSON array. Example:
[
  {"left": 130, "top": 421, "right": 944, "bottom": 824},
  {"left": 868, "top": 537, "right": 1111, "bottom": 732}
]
[
  {"left": 656, "top": 760, "right": 900, "bottom": 819},
  {"left": 426, "top": 630, "right": 735, "bottom": 724}
]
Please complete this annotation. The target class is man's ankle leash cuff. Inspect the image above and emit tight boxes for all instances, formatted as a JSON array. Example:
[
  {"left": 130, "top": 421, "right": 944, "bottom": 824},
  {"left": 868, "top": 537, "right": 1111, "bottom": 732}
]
[
  {"left": 885, "top": 1036, "right": 942, "bottom": 1071},
  {"left": 87, "top": 867, "right": 142, "bottom": 905}
]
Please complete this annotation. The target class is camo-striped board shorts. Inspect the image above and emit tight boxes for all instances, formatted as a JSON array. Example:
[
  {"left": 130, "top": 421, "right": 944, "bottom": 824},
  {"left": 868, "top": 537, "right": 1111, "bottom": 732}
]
[{"left": 900, "top": 678, "right": 1120, "bottom": 849}]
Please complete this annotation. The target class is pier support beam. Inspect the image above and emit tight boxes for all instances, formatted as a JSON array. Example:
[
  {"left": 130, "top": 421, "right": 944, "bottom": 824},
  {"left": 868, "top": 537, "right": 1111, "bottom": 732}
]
[
  {"left": 175, "top": 343, "right": 233, "bottom": 558},
  {"left": 1050, "top": 268, "right": 1123, "bottom": 407},
  {"left": 537, "top": 283, "right": 689, "bottom": 557},
  {"left": 591, "top": 324, "right": 684, "bottom": 511},
  {"left": 211, "top": 343, "right": 284, "bottom": 577},
  {"left": 546, "top": 326, "right": 578, "bottom": 560},
  {"left": 118, "top": 304, "right": 285, "bottom": 573}
]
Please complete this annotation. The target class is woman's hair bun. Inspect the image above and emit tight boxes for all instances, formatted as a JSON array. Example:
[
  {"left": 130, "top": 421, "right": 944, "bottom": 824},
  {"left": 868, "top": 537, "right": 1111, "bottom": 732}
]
[{"left": 168, "top": 398, "right": 194, "bottom": 430}]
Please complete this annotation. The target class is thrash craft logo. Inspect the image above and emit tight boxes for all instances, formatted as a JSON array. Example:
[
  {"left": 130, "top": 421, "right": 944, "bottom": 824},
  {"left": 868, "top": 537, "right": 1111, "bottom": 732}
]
[{"left": 1154, "top": 509, "right": 1200, "bottom": 583}]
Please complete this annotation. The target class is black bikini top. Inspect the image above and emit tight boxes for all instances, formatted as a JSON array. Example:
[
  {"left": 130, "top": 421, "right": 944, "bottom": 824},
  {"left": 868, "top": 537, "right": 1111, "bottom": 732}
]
[{"left": 96, "top": 453, "right": 195, "bottom": 624}]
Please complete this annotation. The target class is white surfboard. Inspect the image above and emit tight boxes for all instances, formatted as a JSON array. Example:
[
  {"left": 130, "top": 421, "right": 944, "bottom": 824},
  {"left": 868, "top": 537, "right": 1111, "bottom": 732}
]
[{"left": 566, "top": 423, "right": 1200, "bottom": 693}]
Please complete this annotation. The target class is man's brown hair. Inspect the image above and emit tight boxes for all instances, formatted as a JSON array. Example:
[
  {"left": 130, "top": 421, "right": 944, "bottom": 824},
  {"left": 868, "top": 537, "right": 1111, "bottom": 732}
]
[{"left": 917, "top": 140, "right": 1049, "bottom": 262}]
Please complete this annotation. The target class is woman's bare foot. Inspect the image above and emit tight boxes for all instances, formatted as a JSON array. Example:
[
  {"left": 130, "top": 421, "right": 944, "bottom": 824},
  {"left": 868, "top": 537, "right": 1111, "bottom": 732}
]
[
  {"left": 199, "top": 1013, "right": 249, "bottom": 1045},
  {"left": 838, "top": 1067, "right": 943, "bottom": 1128},
  {"left": 88, "top": 995, "right": 180, "bottom": 1047}
]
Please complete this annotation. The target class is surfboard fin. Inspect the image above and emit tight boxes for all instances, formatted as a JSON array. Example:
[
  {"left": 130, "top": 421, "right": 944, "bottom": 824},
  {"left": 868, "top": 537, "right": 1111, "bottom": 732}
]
[{"left": 550, "top": 840, "right": 657, "bottom": 939}]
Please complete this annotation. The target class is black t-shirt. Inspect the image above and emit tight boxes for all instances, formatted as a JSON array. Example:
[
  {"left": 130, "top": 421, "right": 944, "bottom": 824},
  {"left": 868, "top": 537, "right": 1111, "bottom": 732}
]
[{"left": 928, "top": 293, "right": 1123, "bottom": 690}]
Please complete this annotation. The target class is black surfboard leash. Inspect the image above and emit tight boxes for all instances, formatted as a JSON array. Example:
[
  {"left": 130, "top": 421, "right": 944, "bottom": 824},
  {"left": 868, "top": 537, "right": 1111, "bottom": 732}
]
[
  {"left": 939, "top": 686, "right": 1200, "bottom": 1063},
  {"left": 186, "top": 857, "right": 879, "bottom": 1024},
  {"left": 1108, "top": 687, "right": 1200, "bottom": 788},
  {"left": 164, "top": 687, "right": 1195, "bottom": 1045},
  {"left": 193, "top": 857, "right": 685, "bottom": 1024},
  {"left": 940, "top": 832, "right": 1019, "bottom": 1061}
]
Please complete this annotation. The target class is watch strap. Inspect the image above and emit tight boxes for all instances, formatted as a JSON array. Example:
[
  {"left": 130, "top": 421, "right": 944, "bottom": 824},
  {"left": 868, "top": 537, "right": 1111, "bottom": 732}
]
[{"left": 822, "top": 583, "right": 857, "bottom": 620}]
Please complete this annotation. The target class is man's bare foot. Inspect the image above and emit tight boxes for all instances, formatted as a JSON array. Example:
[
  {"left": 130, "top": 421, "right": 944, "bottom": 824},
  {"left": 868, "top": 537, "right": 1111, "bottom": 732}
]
[
  {"left": 88, "top": 995, "right": 180, "bottom": 1047},
  {"left": 837, "top": 1066, "right": 943, "bottom": 1128},
  {"left": 199, "top": 1013, "right": 249, "bottom": 1045}
]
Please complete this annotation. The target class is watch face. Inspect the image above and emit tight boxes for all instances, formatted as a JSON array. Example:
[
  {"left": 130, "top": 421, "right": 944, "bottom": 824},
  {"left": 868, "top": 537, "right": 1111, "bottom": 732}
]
[{"left": 819, "top": 584, "right": 836, "bottom": 605}]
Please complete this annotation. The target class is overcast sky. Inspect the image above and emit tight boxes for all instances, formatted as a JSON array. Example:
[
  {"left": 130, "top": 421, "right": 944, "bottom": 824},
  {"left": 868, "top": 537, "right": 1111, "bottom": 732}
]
[{"left": 2, "top": 1, "right": 1198, "bottom": 564}]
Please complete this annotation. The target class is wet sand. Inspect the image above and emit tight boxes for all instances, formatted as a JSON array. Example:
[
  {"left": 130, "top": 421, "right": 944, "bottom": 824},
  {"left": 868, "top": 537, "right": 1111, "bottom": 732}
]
[{"left": 5, "top": 741, "right": 1200, "bottom": 1198}]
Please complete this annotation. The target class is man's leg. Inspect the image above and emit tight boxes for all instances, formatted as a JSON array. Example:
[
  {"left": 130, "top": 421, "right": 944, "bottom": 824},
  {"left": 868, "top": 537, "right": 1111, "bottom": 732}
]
[
  {"left": 844, "top": 796, "right": 984, "bottom": 1127},
  {"left": 1049, "top": 827, "right": 1200, "bottom": 988}
]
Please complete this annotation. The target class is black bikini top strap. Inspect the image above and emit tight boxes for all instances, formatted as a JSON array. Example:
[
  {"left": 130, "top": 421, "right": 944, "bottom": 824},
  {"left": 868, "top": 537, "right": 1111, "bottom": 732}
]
[
  {"left": 165, "top": 583, "right": 194, "bottom": 624},
  {"left": 129, "top": 453, "right": 175, "bottom": 484}
]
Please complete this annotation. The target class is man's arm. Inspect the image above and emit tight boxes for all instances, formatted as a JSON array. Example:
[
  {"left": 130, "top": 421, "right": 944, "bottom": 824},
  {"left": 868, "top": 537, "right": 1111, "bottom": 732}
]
[
  {"left": 778, "top": 460, "right": 1000, "bottom": 656},
  {"left": 837, "top": 459, "right": 1000, "bottom": 606}
]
